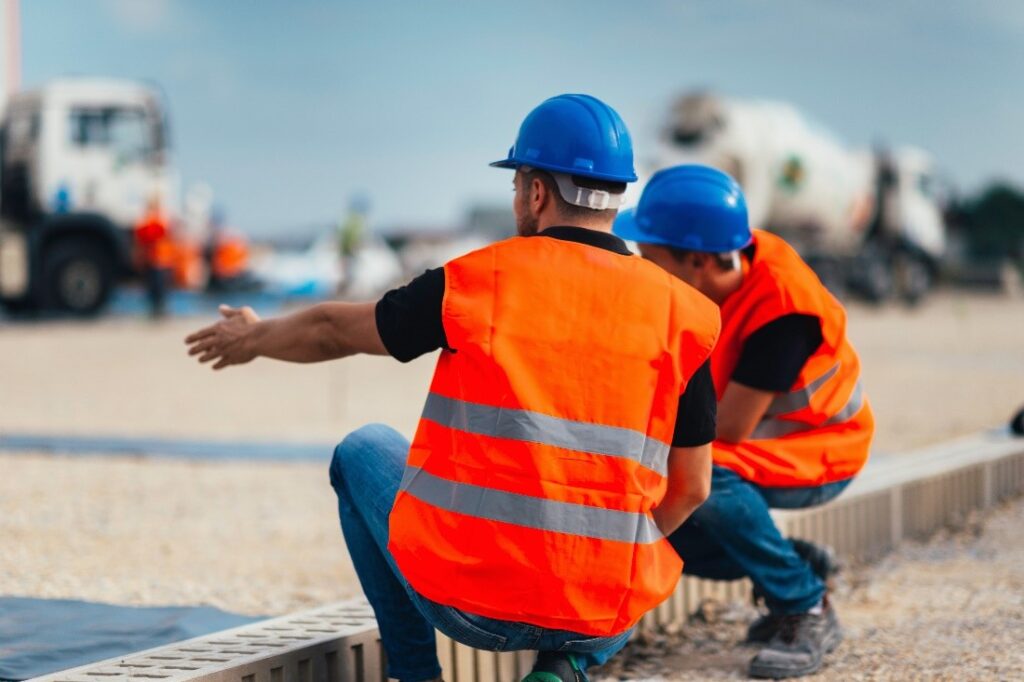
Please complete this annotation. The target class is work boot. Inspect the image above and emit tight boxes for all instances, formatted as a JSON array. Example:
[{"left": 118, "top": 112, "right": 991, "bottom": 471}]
[
  {"left": 521, "top": 652, "right": 585, "bottom": 682},
  {"left": 747, "top": 597, "right": 842, "bottom": 679},
  {"left": 746, "top": 539, "right": 839, "bottom": 644}
]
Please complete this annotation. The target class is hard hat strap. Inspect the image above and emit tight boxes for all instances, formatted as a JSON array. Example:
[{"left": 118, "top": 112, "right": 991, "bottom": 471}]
[
  {"left": 714, "top": 250, "right": 742, "bottom": 271},
  {"left": 551, "top": 171, "right": 626, "bottom": 210}
]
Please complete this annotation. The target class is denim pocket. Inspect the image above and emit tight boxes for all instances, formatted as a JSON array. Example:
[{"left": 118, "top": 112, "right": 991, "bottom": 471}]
[
  {"left": 554, "top": 636, "right": 599, "bottom": 653},
  {"left": 554, "top": 628, "right": 631, "bottom": 653},
  {"left": 421, "top": 599, "right": 509, "bottom": 652}
]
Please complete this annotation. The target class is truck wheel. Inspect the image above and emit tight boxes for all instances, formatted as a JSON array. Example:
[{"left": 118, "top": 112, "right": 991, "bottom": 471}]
[
  {"left": 896, "top": 254, "right": 932, "bottom": 307},
  {"left": 848, "top": 240, "right": 893, "bottom": 305},
  {"left": 40, "top": 239, "right": 114, "bottom": 316},
  {"left": 861, "top": 258, "right": 893, "bottom": 304}
]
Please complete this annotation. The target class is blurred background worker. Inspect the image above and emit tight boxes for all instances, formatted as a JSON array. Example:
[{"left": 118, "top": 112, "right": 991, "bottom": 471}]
[
  {"left": 134, "top": 197, "right": 174, "bottom": 318},
  {"left": 614, "top": 165, "right": 875, "bottom": 680},
  {"left": 204, "top": 207, "right": 251, "bottom": 293},
  {"left": 184, "top": 95, "right": 722, "bottom": 682},
  {"left": 336, "top": 194, "right": 369, "bottom": 294}
]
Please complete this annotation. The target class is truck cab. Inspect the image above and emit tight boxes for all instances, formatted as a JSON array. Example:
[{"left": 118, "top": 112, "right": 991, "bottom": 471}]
[{"left": 0, "top": 78, "right": 176, "bottom": 314}]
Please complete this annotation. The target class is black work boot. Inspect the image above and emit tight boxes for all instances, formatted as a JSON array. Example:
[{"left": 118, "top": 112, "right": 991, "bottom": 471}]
[
  {"left": 522, "top": 652, "right": 586, "bottom": 682},
  {"left": 747, "top": 597, "right": 842, "bottom": 679},
  {"left": 746, "top": 539, "right": 839, "bottom": 644}
]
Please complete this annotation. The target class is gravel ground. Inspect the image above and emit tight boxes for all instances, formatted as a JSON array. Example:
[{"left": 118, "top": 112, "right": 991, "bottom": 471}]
[
  {"left": 0, "top": 453, "right": 355, "bottom": 616},
  {"left": 596, "top": 497, "right": 1024, "bottom": 681}
]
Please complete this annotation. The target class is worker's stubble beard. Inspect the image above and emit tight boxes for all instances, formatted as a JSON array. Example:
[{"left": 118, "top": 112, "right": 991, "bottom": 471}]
[{"left": 514, "top": 189, "right": 540, "bottom": 237}]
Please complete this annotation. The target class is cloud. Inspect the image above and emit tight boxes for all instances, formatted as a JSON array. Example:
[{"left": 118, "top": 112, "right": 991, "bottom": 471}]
[{"left": 103, "top": 0, "right": 175, "bottom": 32}]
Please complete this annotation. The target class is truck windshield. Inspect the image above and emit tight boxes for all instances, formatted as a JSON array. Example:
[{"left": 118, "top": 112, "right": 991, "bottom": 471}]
[{"left": 68, "top": 107, "right": 161, "bottom": 161}]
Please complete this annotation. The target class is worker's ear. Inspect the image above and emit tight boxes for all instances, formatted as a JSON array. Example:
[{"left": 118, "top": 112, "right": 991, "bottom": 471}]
[{"left": 529, "top": 177, "right": 547, "bottom": 214}]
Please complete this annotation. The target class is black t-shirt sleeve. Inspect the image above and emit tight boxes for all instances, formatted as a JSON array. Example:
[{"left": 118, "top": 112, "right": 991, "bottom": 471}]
[
  {"left": 374, "top": 267, "right": 449, "bottom": 363},
  {"left": 673, "top": 359, "right": 718, "bottom": 447},
  {"left": 731, "top": 314, "right": 824, "bottom": 393}
]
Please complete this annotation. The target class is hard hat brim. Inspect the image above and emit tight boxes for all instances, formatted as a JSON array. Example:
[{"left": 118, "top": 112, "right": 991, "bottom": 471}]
[
  {"left": 613, "top": 207, "right": 754, "bottom": 252},
  {"left": 613, "top": 208, "right": 662, "bottom": 245},
  {"left": 490, "top": 156, "right": 638, "bottom": 182},
  {"left": 489, "top": 158, "right": 519, "bottom": 170}
]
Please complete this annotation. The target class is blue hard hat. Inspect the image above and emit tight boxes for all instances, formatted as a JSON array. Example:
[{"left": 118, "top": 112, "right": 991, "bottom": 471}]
[
  {"left": 490, "top": 94, "right": 638, "bottom": 183},
  {"left": 614, "top": 165, "right": 752, "bottom": 252}
]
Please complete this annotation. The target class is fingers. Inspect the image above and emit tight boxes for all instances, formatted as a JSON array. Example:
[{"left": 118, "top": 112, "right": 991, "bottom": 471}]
[
  {"left": 199, "top": 350, "right": 222, "bottom": 364},
  {"left": 219, "top": 304, "right": 260, "bottom": 325},
  {"left": 187, "top": 338, "right": 217, "bottom": 356},
  {"left": 186, "top": 333, "right": 225, "bottom": 364},
  {"left": 212, "top": 354, "right": 252, "bottom": 370},
  {"left": 188, "top": 307, "right": 255, "bottom": 371},
  {"left": 184, "top": 326, "right": 217, "bottom": 344}
]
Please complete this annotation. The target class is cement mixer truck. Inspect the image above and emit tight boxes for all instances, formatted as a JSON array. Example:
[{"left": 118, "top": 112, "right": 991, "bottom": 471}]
[
  {"left": 650, "top": 92, "right": 947, "bottom": 303},
  {"left": 0, "top": 78, "right": 178, "bottom": 314}
]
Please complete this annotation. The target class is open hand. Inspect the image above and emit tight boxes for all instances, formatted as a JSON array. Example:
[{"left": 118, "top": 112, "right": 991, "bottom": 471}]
[{"left": 185, "top": 305, "right": 262, "bottom": 370}]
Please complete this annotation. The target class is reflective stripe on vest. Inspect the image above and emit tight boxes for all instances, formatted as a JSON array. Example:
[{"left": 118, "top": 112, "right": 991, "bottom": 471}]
[
  {"left": 399, "top": 465, "right": 663, "bottom": 544},
  {"left": 422, "top": 392, "right": 671, "bottom": 476},
  {"left": 751, "top": 380, "right": 866, "bottom": 440},
  {"left": 761, "top": 363, "right": 840, "bottom": 418}
]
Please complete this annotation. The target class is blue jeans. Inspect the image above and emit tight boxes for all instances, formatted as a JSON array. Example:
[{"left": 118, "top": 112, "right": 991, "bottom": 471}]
[
  {"left": 329, "top": 424, "right": 631, "bottom": 682},
  {"left": 668, "top": 465, "right": 851, "bottom": 615}
]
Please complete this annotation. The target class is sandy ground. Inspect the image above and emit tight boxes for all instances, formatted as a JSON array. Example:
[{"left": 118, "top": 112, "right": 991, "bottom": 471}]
[
  {"left": 597, "top": 496, "right": 1024, "bottom": 681},
  {"left": 0, "top": 310, "right": 434, "bottom": 445},
  {"left": 846, "top": 292, "right": 1024, "bottom": 452},
  {"left": 0, "top": 291, "right": 1023, "bottom": 673},
  {"left": 1, "top": 291, "right": 1022, "bottom": 451}
]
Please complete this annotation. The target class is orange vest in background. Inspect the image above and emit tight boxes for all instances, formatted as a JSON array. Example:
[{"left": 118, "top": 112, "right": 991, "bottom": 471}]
[
  {"left": 135, "top": 210, "right": 174, "bottom": 269},
  {"left": 389, "top": 235, "right": 721, "bottom": 637},
  {"left": 711, "top": 230, "right": 874, "bottom": 488},
  {"left": 212, "top": 235, "right": 249, "bottom": 279}
]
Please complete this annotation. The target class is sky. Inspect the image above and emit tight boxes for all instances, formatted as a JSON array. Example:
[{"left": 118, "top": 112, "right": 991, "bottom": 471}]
[{"left": 11, "top": 0, "right": 1024, "bottom": 236}]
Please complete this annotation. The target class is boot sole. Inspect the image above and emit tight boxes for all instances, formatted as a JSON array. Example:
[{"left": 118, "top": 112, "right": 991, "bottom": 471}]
[
  {"left": 749, "top": 660, "right": 823, "bottom": 679},
  {"left": 744, "top": 620, "right": 842, "bottom": 649},
  {"left": 748, "top": 626, "right": 843, "bottom": 678}
]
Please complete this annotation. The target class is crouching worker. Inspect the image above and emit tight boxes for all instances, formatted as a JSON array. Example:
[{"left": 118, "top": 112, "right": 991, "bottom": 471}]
[
  {"left": 614, "top": 166, "right": 874, "bottom": 679},
  {"left": 185, "top": 96, "right": 722, "bottom": 682}
]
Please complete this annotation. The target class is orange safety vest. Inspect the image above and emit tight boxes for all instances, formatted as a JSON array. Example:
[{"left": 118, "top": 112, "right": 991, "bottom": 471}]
[
  {"left": 135, "top": 211, "right": 174, "bottom": 269},
  {"left": 388, "top": 235, "right": 721, "bottom": 637},
  {"left": 711, "top": 230, "right": 874, "bottom": 487},
  {"left": 212, "top": 235, "right": 249, "bottom": 279}
]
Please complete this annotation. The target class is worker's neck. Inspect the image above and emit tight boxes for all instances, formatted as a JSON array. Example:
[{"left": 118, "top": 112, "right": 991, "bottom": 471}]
[{"left": 536, "top": 212, "right": 614, "bottom": 234}]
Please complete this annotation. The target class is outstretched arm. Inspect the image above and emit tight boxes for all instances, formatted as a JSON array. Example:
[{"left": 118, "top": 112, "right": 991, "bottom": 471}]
[{"left": 185, "top": 302, "right": 386, "bottom": 370}]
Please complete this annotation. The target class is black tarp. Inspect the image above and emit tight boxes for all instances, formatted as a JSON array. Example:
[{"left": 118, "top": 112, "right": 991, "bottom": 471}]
[{"left": 0, "top": 597, "right": 261, "bottom": 681}]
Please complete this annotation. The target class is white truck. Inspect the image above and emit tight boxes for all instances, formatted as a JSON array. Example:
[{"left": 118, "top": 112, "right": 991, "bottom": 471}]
[
  {"left": 0, "top": 78, "right": 177, "bottom": 314},
  {"left": 651, "top": 92, "right": 947, "bottom": 303}
]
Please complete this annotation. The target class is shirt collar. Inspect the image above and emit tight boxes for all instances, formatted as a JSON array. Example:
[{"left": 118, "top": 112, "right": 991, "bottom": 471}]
[{"left": 535, "top": 225, "right": 634, "bottom": 256}]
